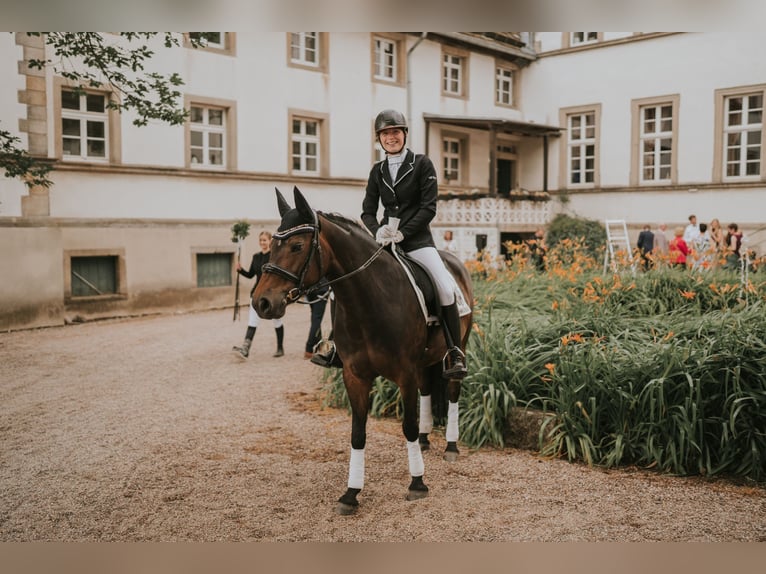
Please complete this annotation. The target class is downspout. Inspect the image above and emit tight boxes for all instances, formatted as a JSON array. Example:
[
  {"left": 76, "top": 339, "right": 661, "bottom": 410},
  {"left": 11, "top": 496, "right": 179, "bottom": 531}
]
[{"left": 407, "top": 32, "right": 428, "bottom": 150}]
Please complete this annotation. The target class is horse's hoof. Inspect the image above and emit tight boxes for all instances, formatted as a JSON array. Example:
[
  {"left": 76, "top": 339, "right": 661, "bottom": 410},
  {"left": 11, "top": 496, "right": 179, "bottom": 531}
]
[
  {"left": 336, "top": 502, "right": 358, "bottom": 515},
  {"left": 443, "top": 451, "right": 459, "bottom": 462},
  {"left": 444, "top": 442, "right": 459, "bottom": 462},
  {"left": 406, "top": 489, "right": 429, "bottom": 501}
]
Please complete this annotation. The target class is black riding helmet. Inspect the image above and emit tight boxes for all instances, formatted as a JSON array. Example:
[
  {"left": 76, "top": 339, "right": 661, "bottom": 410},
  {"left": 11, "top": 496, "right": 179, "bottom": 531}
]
[{"left": 374, "top": 109, "right": 408, "bottom": 135}]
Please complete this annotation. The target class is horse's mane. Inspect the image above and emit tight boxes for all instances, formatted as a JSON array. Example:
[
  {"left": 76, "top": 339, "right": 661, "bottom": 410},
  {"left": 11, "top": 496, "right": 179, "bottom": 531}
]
[{"left": 318, "top": 211, "right": 376, "bottom": 245}]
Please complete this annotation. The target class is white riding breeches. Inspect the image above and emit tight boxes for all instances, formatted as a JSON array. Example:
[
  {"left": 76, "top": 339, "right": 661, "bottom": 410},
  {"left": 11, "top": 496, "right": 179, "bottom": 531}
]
[
  {"left": 406, "top": 246, "right": 456, "bottom": 306},
  {"left": 248, "top": 301, "right": 283, "bottom": 329}
]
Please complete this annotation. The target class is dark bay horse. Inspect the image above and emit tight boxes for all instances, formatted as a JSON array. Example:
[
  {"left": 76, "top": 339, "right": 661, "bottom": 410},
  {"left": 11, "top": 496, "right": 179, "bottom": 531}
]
[{"left": 253, "top": 186, "right": 473, "bottom": 514}]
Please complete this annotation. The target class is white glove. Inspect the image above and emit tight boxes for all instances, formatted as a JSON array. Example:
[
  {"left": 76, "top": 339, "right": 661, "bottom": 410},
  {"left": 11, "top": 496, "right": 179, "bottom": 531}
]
[{"left": 375, "top": 224, "right": 404, "bottom": 246}]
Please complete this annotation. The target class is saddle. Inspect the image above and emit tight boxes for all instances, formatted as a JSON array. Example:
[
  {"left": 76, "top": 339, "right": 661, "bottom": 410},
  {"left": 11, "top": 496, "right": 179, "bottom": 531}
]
[{"left": 390, "top": 246, "right": 470, "bottom": 325}]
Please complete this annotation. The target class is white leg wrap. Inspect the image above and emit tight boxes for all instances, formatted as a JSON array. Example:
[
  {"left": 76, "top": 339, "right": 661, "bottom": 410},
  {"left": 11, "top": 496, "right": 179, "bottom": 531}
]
[
  {"left": 248, "top": 303, "right": 261, "bottom": 328},
  {"left": 419, "top": 395, "right": 433, "bottom": 434},
  {"left": 406, "top": 440, "right": 424, "bottom": 477},
  {"left": 445, "top": 401, "right": 459, "bottom": 442},
  {"left": 347, "top": 448, "right": 365, "bottom": 489}
]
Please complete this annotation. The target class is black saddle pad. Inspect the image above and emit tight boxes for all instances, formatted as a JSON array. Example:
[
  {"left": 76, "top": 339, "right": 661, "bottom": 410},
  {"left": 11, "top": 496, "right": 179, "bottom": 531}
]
[{"left": 392, "top": 247, "right": 439, "bottom": 318}]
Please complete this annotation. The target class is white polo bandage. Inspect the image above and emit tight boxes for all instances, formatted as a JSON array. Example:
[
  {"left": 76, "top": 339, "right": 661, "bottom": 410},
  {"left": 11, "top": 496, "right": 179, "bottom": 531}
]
[
  {"left": 446, "top": 401, "right": 459, "bottom": 442},
  {"left": 419, "top": 395, "right": 433, "bottom": 434},
  {"left": 406, "top": 440, "right": 424, "bottom": 477},
  {"left": 348, "top": 448, "right": 365, "bottom": 489}
]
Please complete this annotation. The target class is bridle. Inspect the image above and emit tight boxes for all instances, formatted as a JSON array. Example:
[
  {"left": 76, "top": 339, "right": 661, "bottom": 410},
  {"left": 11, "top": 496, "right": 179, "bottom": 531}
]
[{"left": 261, "top": 211, "right": 386, "bottom": 303}]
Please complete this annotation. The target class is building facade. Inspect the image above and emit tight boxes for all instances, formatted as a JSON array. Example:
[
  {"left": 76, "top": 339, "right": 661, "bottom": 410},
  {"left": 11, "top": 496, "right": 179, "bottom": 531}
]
[{"left": 1, "top": 32, "right": 764, "bottom": 330}]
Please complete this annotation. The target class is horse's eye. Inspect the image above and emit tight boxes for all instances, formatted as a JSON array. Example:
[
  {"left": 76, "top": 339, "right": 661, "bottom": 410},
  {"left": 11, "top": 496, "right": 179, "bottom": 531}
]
[{"left": 290, "top": 242, "right": 304, "bottom": 253}]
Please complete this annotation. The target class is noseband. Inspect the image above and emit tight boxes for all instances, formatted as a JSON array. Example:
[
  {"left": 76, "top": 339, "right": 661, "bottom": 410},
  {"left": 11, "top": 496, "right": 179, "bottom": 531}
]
[
  {"left": 261, "top": 222, "right": 322, "bottom": 303},
  {"left": 261, "top": 212, "right": 387, "bottom": 302}
]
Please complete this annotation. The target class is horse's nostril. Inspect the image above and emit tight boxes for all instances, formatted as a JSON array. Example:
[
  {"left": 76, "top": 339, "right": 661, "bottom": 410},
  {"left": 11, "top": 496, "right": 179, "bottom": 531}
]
[{"left": 257, "top": 298, "right": 270, "bottom": 314}]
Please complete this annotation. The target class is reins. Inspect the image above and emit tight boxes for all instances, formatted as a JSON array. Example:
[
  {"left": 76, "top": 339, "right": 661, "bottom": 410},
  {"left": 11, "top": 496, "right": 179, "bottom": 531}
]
[{"left": 262, "top": 212, "right": 387, "bottom": 302}]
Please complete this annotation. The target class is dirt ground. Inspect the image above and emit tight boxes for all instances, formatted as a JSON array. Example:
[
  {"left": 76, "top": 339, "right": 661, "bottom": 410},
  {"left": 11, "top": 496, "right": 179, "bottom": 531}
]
[{"left": 1, "top": 306, "right": 764, "bottom": 542}]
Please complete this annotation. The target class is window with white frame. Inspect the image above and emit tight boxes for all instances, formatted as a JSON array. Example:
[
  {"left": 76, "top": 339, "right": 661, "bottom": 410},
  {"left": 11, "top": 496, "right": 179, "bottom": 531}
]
[
  {"left": 442, "top": 53, "right": 464, "bottom": 96},
  {"left": 571, "top": 32, "right": 598, "bottom": 45},
  {"left": 567, "top": 112, "right": 596, "bottom": 185},
  {"left": 61, "top": 89, "right": 109, "bottom": 161},
  {"left": 639, "top": 103, "right": 674, "bottom": 182},
  {"left": 496, "top": 66, "right": 514, "bottom": 106},
  {"left": 189, "top": 32, "right": 224, "bottom": 49},
  {"left": 292, "top": 117, "right": 320, "bottom": 174},
  {"left": 290, "top": 32, "right": 319, "bottom": 66},
  {"left": 373, "top": 36, "right": 397, "bottom": 82},
  {"left": 189, "top": 105, "right": 225, "bottom": 168},
  {"left": 723, "top": 92, "right": 763, "bottom": 178},
  {"left": 442, "top": 137, "right": 461, "bottom": 182}
]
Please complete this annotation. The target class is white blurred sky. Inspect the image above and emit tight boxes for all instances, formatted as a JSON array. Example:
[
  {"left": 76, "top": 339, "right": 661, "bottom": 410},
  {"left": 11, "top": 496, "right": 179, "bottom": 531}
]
[{"left": 2, "top": 0, "right": 765, "bottom": 30}]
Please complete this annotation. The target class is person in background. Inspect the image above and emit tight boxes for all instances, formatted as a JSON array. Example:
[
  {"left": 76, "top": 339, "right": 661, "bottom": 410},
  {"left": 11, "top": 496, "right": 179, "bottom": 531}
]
[
  {"left": 708, "top": 218, "right": 725, "bottom": 267},
  {"left": 442, "top": 230, "right": 457, "bottom": 255},
  {"left": 232, "top": 230, "right": 285, "bottom": 359},
  {"left": 528, "top": 227, "right": 547, "bottom": 272},
  {"left": 692, "top": 222, "right": 712, "bottom": 271},
  {"left": 653, "top": 223, "right": 669, "bottom": 256},
  {"left": 683, "top": 214, "right": 700, "bottom": 245},
  {"left": 669, "top": 226, "right": 690, "bottom": 269},
  {"left": 723, "top": 222, "right": 743, "bottom": 270},
  {"left": 636, "top": 224, "right": 655, "bottom": 271},
  {"left": 304, "top": 283, "right": 329, "bottom": 360}
]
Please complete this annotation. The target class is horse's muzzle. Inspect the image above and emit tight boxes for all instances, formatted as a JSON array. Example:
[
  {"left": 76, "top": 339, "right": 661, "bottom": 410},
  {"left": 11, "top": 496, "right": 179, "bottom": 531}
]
[{"left": 254, "top": 294, "right": 287, "bottom": 319}]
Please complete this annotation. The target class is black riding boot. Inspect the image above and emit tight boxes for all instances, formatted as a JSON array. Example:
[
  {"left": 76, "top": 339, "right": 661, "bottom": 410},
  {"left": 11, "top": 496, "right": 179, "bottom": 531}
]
[
  {"left": 273, "top": 326, "right": 285, "bottom": 357},
  {"left": 441, "top": 302, "right": 467, "bottom": 379},
  {"left": 233, "top": 326, "right": 256, "bottom": 359}
]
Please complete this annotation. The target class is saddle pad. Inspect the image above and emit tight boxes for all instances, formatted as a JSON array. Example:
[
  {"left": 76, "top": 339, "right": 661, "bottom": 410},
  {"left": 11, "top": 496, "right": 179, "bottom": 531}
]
[{"left": 391, "top": 247, "right": 470, "bottom": 324}]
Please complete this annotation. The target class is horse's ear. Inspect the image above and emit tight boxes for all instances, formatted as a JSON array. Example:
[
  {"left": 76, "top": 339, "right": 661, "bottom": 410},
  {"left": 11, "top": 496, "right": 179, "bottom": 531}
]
[
  {"left": 293, "top": 186, "right": 313, "bottom": 221},
  {"left": 275, "top": 187, "right": 291, "bottom": 217}
]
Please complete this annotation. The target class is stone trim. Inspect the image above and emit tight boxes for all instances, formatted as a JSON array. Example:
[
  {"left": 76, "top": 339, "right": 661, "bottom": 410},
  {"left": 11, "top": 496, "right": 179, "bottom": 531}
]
[{"left": 15, "top": 33, "right": 50, "bottom": 217}]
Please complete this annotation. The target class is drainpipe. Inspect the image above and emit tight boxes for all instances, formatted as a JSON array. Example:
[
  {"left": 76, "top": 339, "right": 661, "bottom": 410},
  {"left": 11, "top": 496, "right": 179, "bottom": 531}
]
[{"left": 407, "top": 32, "right": 428, "bottom": 148}]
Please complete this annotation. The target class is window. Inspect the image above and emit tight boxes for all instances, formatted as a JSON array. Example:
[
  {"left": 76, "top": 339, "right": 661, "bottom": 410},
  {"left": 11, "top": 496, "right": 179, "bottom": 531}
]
[
  {"left": 631, "top": 95, "right": 679, "bottom": 185},
  {"left": 568, "top": 112, "right": 596, "bottom": 185},
  {"left": 442, "top": 137, "right": 462, "bottom": 183},
  {"left": 189, "top": 105, "right": 225, "bottom": 168},
  {"left": 495, "top": 64, "right": 515, "bottom": 107},
  {"left": 441, "top": 46, "right": 469, "bottom": 98},
  {"left": 723, "top": 93, "right": 763, "bottom": 178},
  {"left": 560, "top": 104, "right": 601, "bottom": 189},
  {"left": 571, "top": 32, "right": 599, "bottom": 45},
  {"left": 71, "top": 256, "right": 117, "bottom": 297},
  {"left": 640, "top": 104, "right": 673, "bottom": 182},
  {"left": 288, "top": 33, "right": 328, "bottom": 71},
  {"left": 196, "top": 253, "right": 232, "bottom": 287},
  {"left": 185, "top": 32, "right": 236, "bottom": 55},
  {"left": 189, "top": 32, "right": 223, "bottom": 48},
  {"left": 185, "top": 96, "right": 236, "bottom": 170},
  {"left": 60, "top": 89, "right": 109, "bottom": 161},
  {"left": 290, "top": 113, "right": 328, "bottom": 176},
  {"left": 64, "top": 249, "right": 126, "bottom": 300},
  {"left": 443, "top": 54, "right": 463, "bottom": 96}
]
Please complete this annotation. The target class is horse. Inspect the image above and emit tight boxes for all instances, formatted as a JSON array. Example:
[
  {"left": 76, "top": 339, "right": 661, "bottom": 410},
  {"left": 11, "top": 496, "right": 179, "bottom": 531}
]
[{"left": 253, "top": 186, "right": 473, "bottom": 515}]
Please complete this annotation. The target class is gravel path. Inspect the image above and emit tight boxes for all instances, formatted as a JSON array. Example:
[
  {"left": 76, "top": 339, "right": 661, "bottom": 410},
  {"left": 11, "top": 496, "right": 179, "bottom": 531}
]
[{"left": 1, "top": 307, "right": 764, "bottom": 542}]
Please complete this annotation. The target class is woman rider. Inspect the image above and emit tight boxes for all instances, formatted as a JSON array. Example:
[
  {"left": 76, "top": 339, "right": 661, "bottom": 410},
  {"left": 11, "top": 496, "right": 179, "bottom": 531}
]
[{"left": 361, "top": 109, "right": 467, "bottom": 379}]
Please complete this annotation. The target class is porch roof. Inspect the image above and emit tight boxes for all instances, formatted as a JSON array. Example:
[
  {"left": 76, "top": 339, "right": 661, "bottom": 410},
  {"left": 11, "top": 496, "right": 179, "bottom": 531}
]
[{"left": 422, "top": 113, "right": 564, "bottom": 138}]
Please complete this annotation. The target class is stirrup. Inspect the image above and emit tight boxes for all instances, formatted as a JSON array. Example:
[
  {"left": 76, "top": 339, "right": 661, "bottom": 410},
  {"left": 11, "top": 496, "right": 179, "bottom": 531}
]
[
  {"left": 442, "top": 347, "right": 467, "bottom": 379},
  {"left": 310, "top": 340, "right": 341, "bottom": 368}
]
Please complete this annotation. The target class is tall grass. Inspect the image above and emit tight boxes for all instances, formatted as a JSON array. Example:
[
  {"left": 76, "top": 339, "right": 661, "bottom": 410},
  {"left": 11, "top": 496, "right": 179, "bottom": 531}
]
[{"left": 321, "top": 242, "right": 766, "bottom": 482}]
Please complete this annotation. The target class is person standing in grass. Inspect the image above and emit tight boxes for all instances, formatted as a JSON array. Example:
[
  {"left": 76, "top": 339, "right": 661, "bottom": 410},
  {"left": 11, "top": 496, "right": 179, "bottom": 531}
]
[{"left": 669, "top": 226, "right": 690, "bottom": 269}]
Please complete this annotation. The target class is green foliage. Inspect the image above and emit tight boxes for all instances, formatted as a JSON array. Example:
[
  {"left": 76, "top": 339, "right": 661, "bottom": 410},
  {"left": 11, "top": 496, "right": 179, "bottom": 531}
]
[
  {"left": 230, "top": 220, "right": 251, "bottom": 243},
  {"left": 546, "top": 213, "right": 606, "bottom": 261},
  {"left": 321, "top": 264, "right": 766, "bottom": 482}
]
